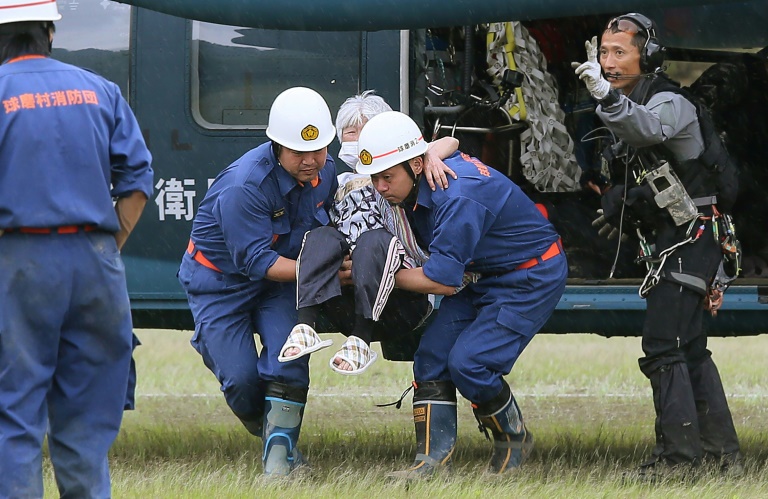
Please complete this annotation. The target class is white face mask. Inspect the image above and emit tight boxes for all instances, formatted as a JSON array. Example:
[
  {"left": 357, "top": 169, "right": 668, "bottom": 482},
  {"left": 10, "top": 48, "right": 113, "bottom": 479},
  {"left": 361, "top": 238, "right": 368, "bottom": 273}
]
[{"left": 338, "top": 141, "right": 359, "bottom": 170}]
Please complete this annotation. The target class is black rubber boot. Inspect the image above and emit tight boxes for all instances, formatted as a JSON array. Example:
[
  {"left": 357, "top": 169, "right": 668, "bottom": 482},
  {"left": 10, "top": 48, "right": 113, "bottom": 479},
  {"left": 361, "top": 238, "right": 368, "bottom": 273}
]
[
  {"left": 262, "top": 382, "right": 309, "bottom": 477},
  {"left": 689, "top": 357, "right": 744, "bottom": 476},
  {"left": 388, "top": 380, "right": 457, "bottom": 480},
  {"left": 473, "top": 380, "right": 534, "bottom": 474}
]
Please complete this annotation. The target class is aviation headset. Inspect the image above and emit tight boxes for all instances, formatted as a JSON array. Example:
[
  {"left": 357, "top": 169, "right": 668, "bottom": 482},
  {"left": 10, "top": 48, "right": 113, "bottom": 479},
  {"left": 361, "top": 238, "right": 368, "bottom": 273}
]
[{"left": 614, "top": 12, "right": 666, "bottom": 72}]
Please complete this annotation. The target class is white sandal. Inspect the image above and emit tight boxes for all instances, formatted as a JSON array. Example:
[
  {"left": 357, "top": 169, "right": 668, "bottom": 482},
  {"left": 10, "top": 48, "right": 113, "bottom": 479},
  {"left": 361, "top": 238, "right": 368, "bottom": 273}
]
[
  {"left": 277, "top": 324, "right": 333, "bottom": 362},
  {"left": 329, "top": 336, "right": 378, "bottom": 375}
]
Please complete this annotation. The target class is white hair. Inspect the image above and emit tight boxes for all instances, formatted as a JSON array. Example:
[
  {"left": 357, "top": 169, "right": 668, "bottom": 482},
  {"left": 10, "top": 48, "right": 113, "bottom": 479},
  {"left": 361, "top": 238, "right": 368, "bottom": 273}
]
[{"left": 335, "top": 90, "right": 393, "bottom": 142}]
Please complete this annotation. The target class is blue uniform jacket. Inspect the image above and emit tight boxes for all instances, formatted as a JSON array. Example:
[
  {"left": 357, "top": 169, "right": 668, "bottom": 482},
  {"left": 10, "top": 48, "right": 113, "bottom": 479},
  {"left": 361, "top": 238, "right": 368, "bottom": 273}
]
[
  {"left": 0, "top": 56, "right": 153, "bottom": 232},
  {"left": 410, "top": 152, "right": 559, "bottom": 287},
  {"left": 190, "top": 142, "right": 338, "bottom": 281}
]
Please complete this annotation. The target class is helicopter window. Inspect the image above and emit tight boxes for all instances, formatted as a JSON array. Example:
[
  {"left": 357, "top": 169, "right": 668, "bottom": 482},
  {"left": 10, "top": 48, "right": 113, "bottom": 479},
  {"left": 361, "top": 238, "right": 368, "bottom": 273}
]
[
  {"left": 51, "top": 0, "right": 131, "bottom": 97},
  {"left": 191, "top": 22, "right": 360, "bottom": 129},
  {"left": 664, "top": 60, "right": 715, "bottom": 86}
]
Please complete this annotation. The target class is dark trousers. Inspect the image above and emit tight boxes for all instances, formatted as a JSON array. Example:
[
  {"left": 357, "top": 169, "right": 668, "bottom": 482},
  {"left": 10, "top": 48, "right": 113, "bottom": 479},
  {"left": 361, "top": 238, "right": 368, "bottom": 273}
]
[
  {"left": 414, "top": 251, "right": 568, "bottom": 403},
  {"left": 297, "top": 226, "right": 431, "bottom": 359},
  {"left": 639, "top": 219, "right": 740, "bottom": 464},
  {"left": 178, "top": 254, "right": 307, "bottom": 425},
  {"left": 0, "top": 232, "right": 133, "bottom": 498}
]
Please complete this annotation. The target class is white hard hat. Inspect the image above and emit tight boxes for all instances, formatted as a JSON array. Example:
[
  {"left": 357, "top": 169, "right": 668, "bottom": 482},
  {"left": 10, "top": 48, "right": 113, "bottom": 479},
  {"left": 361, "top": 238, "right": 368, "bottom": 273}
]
[
  {"left": 356, "top": 111, "right": 428, "bottom": 175},
  {"left": 266, "top": 87, "right": 335, "bottom": 152},
  {"left": 0, "top": 0, "right": 61, "bottom": 24}
]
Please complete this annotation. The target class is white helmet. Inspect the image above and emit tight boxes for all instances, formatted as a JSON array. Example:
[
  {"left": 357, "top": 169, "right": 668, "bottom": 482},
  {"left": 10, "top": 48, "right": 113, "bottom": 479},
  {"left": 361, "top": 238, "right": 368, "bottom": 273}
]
[
  {"left": 356, "top": 111, "right": 428, "bottom": 175},
  {"left": 266, "top": 87, "right": 335, "bottom": 152},
  {"left": 0, "top": 0, "right": 61, "bottom": 24}
]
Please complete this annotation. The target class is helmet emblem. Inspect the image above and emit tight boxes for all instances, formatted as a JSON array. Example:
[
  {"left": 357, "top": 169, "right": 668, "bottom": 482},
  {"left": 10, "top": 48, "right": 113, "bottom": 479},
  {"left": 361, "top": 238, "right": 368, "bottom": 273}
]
[
  {"left": 359, "top": 149, "right": 373, "bottom": 166},
  {"left": 301, "top": 125, "right": 319, "bottom": 141}
]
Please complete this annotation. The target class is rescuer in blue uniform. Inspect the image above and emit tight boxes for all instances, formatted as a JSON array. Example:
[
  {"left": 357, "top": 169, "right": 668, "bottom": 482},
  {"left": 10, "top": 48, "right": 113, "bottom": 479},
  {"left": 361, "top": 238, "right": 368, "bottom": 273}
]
[
  {"left": 356, "top": 111, "right": 568, "bottom": 477},
  {"left": 177, "top": 86, "right": 338, "bottom": 477},
  {"left": 0, "top": 2, "right": 154, "bottom": 497}
]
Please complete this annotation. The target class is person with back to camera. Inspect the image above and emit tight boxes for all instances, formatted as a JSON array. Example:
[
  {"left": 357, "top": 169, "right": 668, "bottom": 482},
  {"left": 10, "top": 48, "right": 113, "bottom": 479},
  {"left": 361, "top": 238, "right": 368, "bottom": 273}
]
[
  {"left": 572, "top": 12, "right": 743, "bottom": 479},
  {"left": 0, "top": 1, "right": 154, "bottom": 496},
  {"left": 177, "top": 86, "right": 338, "bottom": 477},
  {"left": 278, "top": 90, "right": 459, "bottom": 375},
  {"left": 355, "top": 111, "right": 567, "bottom": 478}
]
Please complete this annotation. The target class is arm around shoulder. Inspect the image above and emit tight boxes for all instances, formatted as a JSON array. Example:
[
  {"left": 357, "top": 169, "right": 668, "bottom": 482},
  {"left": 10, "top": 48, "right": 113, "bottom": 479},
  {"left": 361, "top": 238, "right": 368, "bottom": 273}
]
[
  {"left": 423, "top": 137, "right": 460, "bottom": 190},
  {"left": 428, "top": 136, "right": 459, "bottom": 160}
]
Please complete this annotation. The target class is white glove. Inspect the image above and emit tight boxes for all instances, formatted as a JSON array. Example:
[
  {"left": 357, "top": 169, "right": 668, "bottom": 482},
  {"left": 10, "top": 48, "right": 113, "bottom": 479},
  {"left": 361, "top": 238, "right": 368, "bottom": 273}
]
[{"left": 571, "top": 36, "right": 611, "bottom": 100}]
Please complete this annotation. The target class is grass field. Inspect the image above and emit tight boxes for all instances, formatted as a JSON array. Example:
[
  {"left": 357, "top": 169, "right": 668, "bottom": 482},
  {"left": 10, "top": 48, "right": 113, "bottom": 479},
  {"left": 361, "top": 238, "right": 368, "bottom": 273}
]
[{"left": 43, "top": 331, "right": 768, "bottom": 498}]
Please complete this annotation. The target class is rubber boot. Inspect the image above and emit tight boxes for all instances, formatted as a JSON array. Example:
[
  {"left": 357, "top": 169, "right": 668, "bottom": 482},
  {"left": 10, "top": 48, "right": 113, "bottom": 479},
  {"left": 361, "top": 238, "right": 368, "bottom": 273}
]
[
  {"left": 689, "top": 357, "right": 744, "bottom": 476},
  {"left": 388, "top": 380, "right": 457, "bottom": 480},
  {"left": 262, "top": 382, "right": 309, "bottom": 477},
  {"left": 472, "top": 380, "right": 534, "bottom": 474},
  {"left": 635, "top": 362, "right": 702, "bottom": 482}
]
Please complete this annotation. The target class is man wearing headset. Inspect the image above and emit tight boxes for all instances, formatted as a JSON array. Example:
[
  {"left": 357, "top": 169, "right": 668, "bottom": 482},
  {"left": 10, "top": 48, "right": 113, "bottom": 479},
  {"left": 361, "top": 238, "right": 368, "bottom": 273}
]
[{"left": 573, "top": 13, "right": 742, "bottom": 478}]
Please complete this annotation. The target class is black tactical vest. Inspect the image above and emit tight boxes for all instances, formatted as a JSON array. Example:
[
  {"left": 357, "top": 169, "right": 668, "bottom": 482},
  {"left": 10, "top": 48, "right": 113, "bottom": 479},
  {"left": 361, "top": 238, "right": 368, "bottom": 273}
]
[{"left": 605, "top": 74, "right": 738, "bottom": 212}]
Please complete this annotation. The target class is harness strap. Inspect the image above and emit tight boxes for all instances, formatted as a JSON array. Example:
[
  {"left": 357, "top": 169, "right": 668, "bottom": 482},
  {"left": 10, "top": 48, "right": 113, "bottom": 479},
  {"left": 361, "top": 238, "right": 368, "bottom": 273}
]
[
  {"left": 638, "top": 217, "right": 702, "bottom": 298},
  {"left": 692, "top": 196, "right": 717, "bottom": 207},
  {"left": 661, "top": 271, "right": 708, "bottom": 295}
]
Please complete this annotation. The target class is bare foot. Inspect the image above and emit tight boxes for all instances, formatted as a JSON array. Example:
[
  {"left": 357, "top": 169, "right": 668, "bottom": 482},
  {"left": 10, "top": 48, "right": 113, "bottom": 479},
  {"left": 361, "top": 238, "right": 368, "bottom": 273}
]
[
  {"left": 332, "top": 357, "right": 353, "bottom": 371},
  {"left": 283, "top": 346, "right": 300, "bottom": 358}
]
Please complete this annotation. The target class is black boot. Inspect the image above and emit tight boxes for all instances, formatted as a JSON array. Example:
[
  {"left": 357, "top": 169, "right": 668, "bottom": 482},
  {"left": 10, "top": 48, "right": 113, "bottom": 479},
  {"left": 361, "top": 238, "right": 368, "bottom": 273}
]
[
  {"left": 262, "top": 382, "right": 309, "bottom": 477},
  {"left": 389, "top": 380, "right": 457, "bottom": 480},
  {"left": 635, "top": 362, "right": 703, "bottom": 482},
  {"left": 473, "top": 380, "right": 534, "bottom": 474},
  {"left": 689, "top": 357, "right": 744, "bottom": 476}
]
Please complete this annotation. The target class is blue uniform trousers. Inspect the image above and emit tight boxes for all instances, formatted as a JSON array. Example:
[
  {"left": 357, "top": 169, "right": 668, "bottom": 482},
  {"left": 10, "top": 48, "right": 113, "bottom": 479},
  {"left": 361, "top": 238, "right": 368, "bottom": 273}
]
[
  {"left": 414, "top": 252, "right": 567, "bottom": 403},
  {"left": 178, "top": 255, "right": 309, "bottom": 424},
  {"left": 0, "top": 232, "right": 133, "bottom": 499}
]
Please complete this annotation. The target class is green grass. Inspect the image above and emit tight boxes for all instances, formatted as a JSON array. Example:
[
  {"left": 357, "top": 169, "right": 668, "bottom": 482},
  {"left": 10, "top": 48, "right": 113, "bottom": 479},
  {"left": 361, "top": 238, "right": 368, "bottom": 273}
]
[{"left": 42, "top": 331, "right": 768, "bottom": 498}]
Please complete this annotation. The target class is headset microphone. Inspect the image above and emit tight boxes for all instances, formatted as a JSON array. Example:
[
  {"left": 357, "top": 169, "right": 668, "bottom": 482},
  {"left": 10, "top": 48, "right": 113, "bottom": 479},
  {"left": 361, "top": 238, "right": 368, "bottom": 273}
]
[{"left": 604, "top": 67, "right": 664, "bottom": 80}]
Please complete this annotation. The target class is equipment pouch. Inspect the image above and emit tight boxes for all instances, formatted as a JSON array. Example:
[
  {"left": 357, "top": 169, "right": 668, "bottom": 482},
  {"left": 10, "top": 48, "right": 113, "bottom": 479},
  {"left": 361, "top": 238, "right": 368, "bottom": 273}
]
[
  {"left": 716, "top": 214, "right": 741, "bottom": 278},
  {"left": 642, "top": 161, "right": 698, "bottom": 226}
]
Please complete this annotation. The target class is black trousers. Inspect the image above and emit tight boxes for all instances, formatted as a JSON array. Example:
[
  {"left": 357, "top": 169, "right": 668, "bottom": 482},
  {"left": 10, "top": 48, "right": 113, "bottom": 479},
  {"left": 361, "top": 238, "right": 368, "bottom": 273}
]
[
  {"left": 297, "top": 226, "right": 430, "bottom": 360},
  {"left": 640, "top": 218, "right": 721, "bottom": 367},
  {"left": 638, "top": 217, "right": 740, "bottom": 464}
]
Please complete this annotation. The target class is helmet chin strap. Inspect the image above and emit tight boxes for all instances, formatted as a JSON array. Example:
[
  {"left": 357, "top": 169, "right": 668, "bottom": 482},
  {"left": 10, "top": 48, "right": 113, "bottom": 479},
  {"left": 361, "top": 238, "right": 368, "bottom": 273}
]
[{"left": 400, "top": 163, "right": 421, "bottom": 208}]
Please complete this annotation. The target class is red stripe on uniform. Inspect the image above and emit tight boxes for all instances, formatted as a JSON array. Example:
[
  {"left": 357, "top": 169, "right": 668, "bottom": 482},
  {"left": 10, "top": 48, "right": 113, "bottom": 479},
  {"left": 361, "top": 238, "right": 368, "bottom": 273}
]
[{"left": 372, "top": 136, "right": 424, "bottom": 159}]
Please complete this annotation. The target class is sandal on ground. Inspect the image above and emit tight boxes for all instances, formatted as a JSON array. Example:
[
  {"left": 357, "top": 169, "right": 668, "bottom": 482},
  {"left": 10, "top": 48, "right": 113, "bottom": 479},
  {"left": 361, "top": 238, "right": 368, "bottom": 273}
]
[
  {"left": 277, "top": 324, "right": 333, "bottom": 362},
  {"left": 329, "top": 335, "right": 378, "bottom": 375}
]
